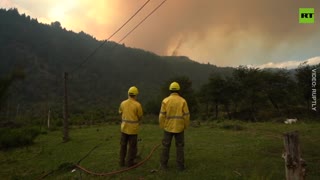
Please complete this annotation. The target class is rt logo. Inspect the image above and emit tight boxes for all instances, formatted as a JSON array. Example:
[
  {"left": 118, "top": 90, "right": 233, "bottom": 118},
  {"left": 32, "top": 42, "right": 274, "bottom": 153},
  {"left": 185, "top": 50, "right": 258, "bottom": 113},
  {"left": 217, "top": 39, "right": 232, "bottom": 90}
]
[{"left": 299, "top": 8, "right": 314, "bottom": 24}]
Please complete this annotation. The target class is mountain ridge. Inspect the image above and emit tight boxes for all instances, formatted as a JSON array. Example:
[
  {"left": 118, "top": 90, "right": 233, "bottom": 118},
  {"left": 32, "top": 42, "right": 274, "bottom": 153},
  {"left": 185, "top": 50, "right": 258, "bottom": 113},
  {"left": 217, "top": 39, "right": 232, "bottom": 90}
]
[{"left": 0, "top": 8, "right": 234, "bottom": 112}]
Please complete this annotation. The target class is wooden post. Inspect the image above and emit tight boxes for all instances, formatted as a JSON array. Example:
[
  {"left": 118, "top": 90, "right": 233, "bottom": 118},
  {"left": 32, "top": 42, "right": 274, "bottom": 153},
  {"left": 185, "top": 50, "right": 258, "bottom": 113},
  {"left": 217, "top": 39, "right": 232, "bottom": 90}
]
[
  {"left": 15, "top": 103, "right": 20, "bottom": 121},
  {"left": 47, "top": 108, "right": 51, "bottom": 129},
  {"left": 283, "top": 131, "right": 306, "bottom": 180},
  {"left": 63, "top": 72, "right": 69, "bottom": 142}
]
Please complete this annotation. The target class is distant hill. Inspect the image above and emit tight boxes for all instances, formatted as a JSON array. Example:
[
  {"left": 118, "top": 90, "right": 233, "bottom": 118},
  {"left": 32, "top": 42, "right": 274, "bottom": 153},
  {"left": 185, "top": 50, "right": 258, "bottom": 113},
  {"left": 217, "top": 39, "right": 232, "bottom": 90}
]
[{"left": 0, "top": 8, "right": 234, "bottom": 114}]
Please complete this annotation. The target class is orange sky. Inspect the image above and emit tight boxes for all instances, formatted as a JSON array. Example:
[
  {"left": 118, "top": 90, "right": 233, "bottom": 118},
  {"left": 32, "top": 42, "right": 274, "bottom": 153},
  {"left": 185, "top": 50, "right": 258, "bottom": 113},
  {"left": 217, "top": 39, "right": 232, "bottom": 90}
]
[{"left": 1, "top": 0, "right": 320, "bottom": 68}]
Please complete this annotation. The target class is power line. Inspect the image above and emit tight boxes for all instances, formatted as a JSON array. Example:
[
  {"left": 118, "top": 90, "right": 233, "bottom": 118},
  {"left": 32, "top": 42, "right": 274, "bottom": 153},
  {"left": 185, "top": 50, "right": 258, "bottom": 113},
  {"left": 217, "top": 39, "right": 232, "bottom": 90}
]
[
  {"left": 89, "top": 0, "right": 168, "bottom": 63},
  {"left": 70, "top": 0, "right": 152, "bottom": 74},
  {"left": 70, "top": 0, "right": 168, "bottom": 108},
  {"left": 118, "top": 0, "right": 167, "bottom": 44},
  {"left": 95, "top": 0, "right": 167, "bottom": 57}
]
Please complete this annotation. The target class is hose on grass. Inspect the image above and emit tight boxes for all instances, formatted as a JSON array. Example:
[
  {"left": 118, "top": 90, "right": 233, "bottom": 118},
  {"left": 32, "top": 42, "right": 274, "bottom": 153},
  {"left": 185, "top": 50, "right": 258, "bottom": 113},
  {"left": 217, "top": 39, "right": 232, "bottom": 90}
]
[{"left": 75, "top": 144, "right": 161, "bottom": 176}]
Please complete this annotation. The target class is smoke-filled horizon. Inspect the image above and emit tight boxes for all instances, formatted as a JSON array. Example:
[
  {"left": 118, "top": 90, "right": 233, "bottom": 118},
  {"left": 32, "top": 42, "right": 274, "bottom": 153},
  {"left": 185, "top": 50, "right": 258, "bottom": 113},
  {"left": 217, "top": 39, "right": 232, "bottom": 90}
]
[{"left": 1, "top": 0, "right": 320, "bottom": 67}]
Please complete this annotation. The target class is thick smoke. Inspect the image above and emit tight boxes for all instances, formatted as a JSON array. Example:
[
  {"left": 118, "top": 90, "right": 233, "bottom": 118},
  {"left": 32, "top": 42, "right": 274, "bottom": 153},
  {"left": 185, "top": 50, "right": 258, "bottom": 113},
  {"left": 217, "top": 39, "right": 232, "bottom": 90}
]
[
  {"left": 121, "top": 0, "right": 320, "bottom": 66},
  {"left": 2, "top": 0, "right": 320, "bottom": 66}
]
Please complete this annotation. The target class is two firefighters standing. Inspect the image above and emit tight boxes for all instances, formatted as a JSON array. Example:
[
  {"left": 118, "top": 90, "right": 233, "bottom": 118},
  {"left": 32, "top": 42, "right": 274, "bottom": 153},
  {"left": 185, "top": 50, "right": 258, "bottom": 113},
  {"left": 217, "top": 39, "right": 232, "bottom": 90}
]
[{"left": 118, "top": 82, "right": 190, "bottom": 171}]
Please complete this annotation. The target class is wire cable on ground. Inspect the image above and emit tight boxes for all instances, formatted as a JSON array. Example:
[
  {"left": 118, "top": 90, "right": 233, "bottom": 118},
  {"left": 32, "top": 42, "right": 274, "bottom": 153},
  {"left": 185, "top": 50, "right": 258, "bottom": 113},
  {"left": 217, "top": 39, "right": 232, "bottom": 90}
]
[
  {"left": 77, "top": 144, "right": 101, "bottom": 164},
  {"left": 38, "top": 144, "right": 101, "bottom": 179},
  {"left": 38, "top": 144, "right": 160, "bottom": 179},
  {"left": 75, "top": 144, "right": 160, "bottom": 176},
  {"left": 70, "top": 0, "right": 152, "bottom": 74}
]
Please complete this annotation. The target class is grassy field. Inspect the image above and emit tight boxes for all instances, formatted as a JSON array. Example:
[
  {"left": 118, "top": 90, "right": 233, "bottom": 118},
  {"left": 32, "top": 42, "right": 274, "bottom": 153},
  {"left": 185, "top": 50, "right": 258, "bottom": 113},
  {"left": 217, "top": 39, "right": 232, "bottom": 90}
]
[{"left": 0, "top": 121, "right": 319, "bottom": 180}]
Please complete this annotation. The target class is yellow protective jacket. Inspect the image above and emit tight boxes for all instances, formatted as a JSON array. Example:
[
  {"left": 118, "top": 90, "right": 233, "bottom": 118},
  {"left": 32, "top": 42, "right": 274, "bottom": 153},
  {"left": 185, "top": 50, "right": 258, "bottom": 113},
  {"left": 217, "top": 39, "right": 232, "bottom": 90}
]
[
  {"left": 159, "top": 93, "right": 190, "bottom": 133},
  {"left": 119, "top": 97, "right": 143, "bottom": 135}
]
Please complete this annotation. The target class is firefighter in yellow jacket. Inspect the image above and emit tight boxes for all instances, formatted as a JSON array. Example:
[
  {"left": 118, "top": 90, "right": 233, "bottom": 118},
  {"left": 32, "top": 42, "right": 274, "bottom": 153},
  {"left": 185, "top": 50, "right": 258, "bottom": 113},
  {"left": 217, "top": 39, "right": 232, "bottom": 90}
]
[
  {"left": 119, "top": 86, "right": 143, "bottom": 167},
  {"left": 159, "top": 82, "right": 190, "bottom": 171}
]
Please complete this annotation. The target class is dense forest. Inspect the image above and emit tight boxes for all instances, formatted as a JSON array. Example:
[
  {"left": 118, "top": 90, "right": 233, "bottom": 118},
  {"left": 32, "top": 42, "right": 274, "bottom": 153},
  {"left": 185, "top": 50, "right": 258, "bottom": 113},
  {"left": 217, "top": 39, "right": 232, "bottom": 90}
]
[{"left": 0, "top": 8, "right": 319, "bottom": 127}]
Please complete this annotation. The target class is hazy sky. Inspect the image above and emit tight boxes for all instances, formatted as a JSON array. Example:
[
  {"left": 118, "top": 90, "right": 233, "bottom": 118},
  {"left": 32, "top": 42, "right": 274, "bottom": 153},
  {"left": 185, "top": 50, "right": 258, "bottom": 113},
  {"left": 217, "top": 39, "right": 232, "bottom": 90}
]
[{"left": 1, "top": 0, "right": 320, "bottom": 68}]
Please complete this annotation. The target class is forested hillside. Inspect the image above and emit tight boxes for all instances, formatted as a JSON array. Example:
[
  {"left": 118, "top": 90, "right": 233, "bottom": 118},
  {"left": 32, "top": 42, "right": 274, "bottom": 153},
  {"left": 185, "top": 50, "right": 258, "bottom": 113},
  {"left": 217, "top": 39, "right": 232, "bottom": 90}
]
[
  {"left": 1, "top": 8, "right": 319, "bottom": 126},
  {"left": 0, "top": 8, "right": 234, "bottom": 123}
]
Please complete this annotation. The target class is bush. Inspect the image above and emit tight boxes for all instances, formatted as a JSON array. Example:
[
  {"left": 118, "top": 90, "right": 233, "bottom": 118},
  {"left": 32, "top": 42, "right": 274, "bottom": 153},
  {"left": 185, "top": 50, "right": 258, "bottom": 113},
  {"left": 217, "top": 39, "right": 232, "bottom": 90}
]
[
  {"left": 0, "top": 121, "right": 23, "bottom": 128},
  {"left": 218, "top": 121, "right": 245, "bottom": 131},
  {"left": 142, "top": 115, "right": 158, "bottom": 124},
  {"left": 220, "top": 124, "right": 244, "bottom": 131},
  {"left": 0, "top": 127, "right": 41, "bottom": 150}
]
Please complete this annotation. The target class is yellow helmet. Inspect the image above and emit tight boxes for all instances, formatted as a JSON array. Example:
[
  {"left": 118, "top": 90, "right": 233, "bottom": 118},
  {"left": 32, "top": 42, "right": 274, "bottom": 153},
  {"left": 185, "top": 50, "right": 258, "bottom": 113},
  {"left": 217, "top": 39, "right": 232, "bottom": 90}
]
[
  {"left": 169, "top": 82, "right": 180, "bottom": 91},
  {"left": 128, "top": 86, "right": 139, "bottom": 96}
]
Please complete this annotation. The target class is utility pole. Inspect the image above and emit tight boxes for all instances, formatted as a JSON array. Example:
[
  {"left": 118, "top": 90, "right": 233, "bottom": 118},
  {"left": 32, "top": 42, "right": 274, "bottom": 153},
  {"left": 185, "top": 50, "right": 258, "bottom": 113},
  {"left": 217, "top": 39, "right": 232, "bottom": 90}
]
[{"left": 63, "top": 72, "right": 69, "bottom": 142}]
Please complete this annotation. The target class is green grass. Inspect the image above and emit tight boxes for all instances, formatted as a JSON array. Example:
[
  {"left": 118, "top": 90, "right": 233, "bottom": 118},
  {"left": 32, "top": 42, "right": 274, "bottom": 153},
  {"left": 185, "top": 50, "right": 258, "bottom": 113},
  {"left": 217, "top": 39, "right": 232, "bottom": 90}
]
[{"left": 0, "top": 121, "right": 319, "bottom": 179}]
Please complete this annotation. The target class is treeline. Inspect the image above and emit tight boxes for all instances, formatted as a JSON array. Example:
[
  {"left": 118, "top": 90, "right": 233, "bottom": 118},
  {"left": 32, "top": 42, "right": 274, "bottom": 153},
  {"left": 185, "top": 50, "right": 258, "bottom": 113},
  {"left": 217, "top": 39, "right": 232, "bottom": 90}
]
[
  {"left": 145, "top": 64, "right": 319, "bottom": 122},
  {"left": 198, "top": 65, "right": 319, "bottom": 121}
]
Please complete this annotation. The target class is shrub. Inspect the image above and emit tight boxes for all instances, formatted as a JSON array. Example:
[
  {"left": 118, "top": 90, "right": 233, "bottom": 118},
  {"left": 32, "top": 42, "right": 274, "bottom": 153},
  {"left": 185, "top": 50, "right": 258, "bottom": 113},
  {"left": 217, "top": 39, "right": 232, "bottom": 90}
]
[
  {"left": 219, "top": 121, "right": 245, "bottom": 131},
  {"left": 220, "top": 124, "right": 244, "bottom": 131},
  {"left": 0, "top": 127, "right": 41, "bottom": 150}
]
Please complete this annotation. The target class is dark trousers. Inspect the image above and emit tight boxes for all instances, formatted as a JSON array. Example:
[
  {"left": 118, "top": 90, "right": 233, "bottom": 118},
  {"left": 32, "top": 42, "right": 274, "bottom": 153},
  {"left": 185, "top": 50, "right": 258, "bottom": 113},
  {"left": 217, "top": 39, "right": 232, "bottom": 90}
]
[
  {"left": 120, "top": 132, "right": 137, "bottom": 166},
  {"left": 160, "top": 131, "right": 185, "bottom": 168}
]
